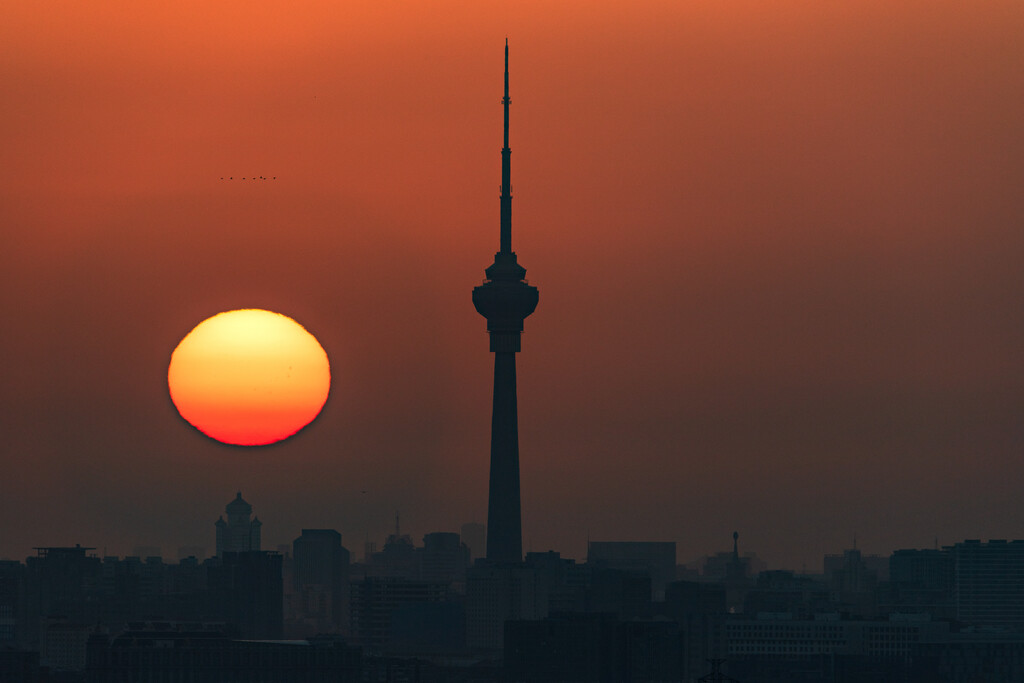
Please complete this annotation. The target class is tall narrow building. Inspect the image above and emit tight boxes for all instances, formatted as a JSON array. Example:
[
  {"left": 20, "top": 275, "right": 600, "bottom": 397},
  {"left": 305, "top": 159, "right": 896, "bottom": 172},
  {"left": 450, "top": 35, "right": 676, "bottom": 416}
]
[{"left": 472, "top": 41, "right": 539, "bottom": 564}]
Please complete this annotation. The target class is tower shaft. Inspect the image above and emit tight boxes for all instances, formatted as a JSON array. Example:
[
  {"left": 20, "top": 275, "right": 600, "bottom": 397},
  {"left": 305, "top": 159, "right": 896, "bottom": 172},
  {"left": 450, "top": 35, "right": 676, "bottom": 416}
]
[{"left": 486, "top": 351, "right": 522, "bottom": 563}]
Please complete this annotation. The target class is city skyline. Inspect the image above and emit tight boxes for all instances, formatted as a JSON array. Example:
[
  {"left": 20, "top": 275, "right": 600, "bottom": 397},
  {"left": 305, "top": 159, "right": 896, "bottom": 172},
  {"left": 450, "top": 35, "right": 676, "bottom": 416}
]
[{"left": 2, "top": 0, "right": 1023, "bottom": 570}]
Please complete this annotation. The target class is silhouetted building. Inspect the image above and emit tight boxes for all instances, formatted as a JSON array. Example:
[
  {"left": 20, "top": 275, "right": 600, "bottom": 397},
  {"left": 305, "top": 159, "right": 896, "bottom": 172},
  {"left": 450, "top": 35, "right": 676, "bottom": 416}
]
[
  {"left": 25, "top": 546, "right": 102, "bottom": 649},
  {"left": 417, "top": 532, "right": 469, "bottom": 587},
  {"left": 886, "top": 547, "right": 954, "bottom": 619},
  {"left": 350, "top": 577, "right": 448, "bottom": 651},
  {"left": 525, "top": 551, "right": 588, "bottom": 615},
  {"left": 505, "top": 612, "right": 620, "bottom": 683},
  {"left": 702, "top": 533, "right": 763, "bottom": 583},
  {"left": 472, "top": 41, "right": 539, "bottom": 565},
  {"left": 207, "top": 551, "right": 283, "bottom": 639},
  {"left": 40, "top": 617, "right": 94, "bottom": 673},
  {"left": 821, "top": 548, "right": 882, "bottom": 617},
  {"left": 505, "top": 613, "right": 685, "bottom": 683},
  {"left": 954, "top": 539, "right": 1024, "bottom": 630},
  {"left": 824, "top": 549, "right": 870, "bottom": 589},
  {"left": 741, "top": 570, "right": 832, "bottom": 617},
  {"left": 588, "top": 541, "right": 676, "bottom": 600},
  {"left": 665, "top": 580, "right": 727, "bottom": 617},
  {"left": 466, "top": 563, "right": 544, "bottom": 653},
  {"left": 87, "top": 625, "right": 362, "bottom": 683},
  {"left": 291, "top": 529, "right": 350, "bottom": 635},
  {"left": 97, "top": 555, "right": 172, "bottom": 627},
  {"left": 0, "top": 561, "right": 25, "bottom": 645},
  {"left": 214, "top": 492, "right": 261, "bottom": 557},
  {"left": 663, "top": 581, "right": 727, "bottom": 680},
  {"left": 725, "top": 611, "right": 949, "bottom": 682},
  {"left": 913, "top": 632, "right": 1024, "bottom": 682},
  {"left": 0, "top": 646, "right": 44, "bottom": 683},
  {"left": 702, "top": 533, "right": 759, "bottom": 612},
  {"left": 168, "top": 555, "right": 206, "bottom": 593},
  {"left": 387, "top": 600, "right": 466, "bottom": 656},
  {"left": 293, "top": 530, "right": 343, "bottom": 585},
  {"left": 585, "top": 567, "right": 652, "bottom": 620}
]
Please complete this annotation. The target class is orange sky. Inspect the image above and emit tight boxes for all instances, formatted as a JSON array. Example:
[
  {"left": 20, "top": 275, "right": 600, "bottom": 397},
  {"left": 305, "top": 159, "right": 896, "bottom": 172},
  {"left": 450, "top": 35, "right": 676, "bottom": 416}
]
[{"left": 2, "top": 0, "right": 1022, "bottom": 569}]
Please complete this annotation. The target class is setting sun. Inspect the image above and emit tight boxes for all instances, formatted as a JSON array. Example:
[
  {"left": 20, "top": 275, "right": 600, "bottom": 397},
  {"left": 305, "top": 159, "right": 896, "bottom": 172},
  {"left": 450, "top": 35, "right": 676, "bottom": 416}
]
[{"left": 168, "top": 309, "right": 330, "bottom": 446}]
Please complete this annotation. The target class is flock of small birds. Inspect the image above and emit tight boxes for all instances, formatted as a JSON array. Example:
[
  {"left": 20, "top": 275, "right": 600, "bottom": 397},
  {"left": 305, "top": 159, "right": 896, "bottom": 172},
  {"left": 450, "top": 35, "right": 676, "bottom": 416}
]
[{"left": 220, "top": 176, "right": 277, "bottom": 180}]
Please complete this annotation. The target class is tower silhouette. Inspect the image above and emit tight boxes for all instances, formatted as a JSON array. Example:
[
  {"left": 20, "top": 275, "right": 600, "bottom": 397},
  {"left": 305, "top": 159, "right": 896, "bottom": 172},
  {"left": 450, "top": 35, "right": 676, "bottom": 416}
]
[{"left": 472, "top": 41, "right": 539, "bottom": 564}]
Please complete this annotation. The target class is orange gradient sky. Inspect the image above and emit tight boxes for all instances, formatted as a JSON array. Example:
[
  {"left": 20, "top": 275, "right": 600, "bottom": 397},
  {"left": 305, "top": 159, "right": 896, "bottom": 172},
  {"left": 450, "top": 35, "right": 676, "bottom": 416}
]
[{"left": 1, "top": 0, "right": 1022, "bottom": 568}]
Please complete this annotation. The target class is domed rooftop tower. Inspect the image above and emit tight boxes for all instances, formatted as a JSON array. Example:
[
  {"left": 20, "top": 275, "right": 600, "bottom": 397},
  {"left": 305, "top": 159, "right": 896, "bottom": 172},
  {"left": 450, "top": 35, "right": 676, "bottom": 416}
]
[{"left": 215, "top": 491, "right": 262, "bottom": 557}]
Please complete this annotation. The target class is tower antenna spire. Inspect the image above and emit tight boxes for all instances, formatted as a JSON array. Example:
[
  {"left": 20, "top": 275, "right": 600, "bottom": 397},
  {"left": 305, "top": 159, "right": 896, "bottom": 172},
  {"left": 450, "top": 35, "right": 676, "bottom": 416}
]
[{"left": 500, "top": 38, "right": 512, "bottom": 254}]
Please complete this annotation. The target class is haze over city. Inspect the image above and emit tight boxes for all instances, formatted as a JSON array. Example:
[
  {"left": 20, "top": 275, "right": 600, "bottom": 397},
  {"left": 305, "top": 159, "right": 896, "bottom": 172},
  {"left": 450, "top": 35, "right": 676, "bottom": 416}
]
[{"left": 2, "top": 0, "right": 1023, "bottom": 572}]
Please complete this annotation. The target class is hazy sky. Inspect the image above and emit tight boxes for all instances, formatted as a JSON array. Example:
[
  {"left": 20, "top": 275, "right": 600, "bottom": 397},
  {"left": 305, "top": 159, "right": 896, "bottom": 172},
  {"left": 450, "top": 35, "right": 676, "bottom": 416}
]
[{"left": 2, "top": 0, "right": 1022, "bottom": 570}]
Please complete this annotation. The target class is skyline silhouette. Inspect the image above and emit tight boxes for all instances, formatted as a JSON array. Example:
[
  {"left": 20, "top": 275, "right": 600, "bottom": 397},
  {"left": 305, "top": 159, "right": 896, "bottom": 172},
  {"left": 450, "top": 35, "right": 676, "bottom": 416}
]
[
  {"left": 9, "top": 494, "right": 1024, "bottom": 680},
  {"left": 1, "top": 1, "right": 1023, "bottom": 574}
]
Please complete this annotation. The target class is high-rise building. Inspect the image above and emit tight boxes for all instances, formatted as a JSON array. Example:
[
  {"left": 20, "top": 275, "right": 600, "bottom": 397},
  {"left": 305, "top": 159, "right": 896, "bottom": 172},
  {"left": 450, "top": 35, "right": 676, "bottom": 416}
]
[
  {"left": 417, "top": 532, "right": 469, "bottom": 585},
  {"left": 292, "top": 529, "right": 350, "bottom": 634},
  {"left": 887, "top": 547, "right": 954, "bottom": 619},
  {"left": 24, "top": 547, "right": 101, "bottom": 648},
  {"left": 214, "top": 492, "right": 262, "bottom": 557},
  {"left": 40, "top": 618, "right": 93, "bottom": 673},
  {"left": 587, "top": 541, "right": 677, "bottom": 600},
  {"left": 208, "top": 551, "right": 283, "bottom": 640},
  {"left": 350, "top": 577, "right": 449, "bottom": 650},
  {"left": 471, "top": 41, "right": 538, "bottom": 565},
  {"left": 0, "top": 561, "right": 25, "bottom": 645},
  {"left": 953, "top": 539, "right": 1024, "bottom": 629},
  {"left": 293, "top": 530, "right": 349, "bottom": 589},
  {"left": 466, "top": 563, "right": 544, "bottom": 652}
]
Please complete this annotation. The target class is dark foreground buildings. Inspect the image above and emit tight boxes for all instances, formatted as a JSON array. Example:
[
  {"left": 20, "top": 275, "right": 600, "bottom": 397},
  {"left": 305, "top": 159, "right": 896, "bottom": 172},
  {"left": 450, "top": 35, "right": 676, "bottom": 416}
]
[
  {"left": 86, "top": 626, "right": 362, "bottom": 683},
  {"left": 12, "top": 538, "right": 1024, "bottom": 681}
]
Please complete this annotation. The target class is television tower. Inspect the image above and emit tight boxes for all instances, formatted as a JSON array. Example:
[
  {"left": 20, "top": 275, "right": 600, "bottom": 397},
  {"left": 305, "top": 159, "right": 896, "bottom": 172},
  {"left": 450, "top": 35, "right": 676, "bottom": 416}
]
[{"left": 472, "top": 41, "right": 539, "bottom": 564}]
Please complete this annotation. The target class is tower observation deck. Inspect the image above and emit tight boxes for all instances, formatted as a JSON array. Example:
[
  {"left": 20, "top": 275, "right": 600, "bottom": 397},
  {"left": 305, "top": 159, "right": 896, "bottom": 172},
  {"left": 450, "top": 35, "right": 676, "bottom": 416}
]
[{"left": 472, "top": 41, "right": 539, "bottom": 564}]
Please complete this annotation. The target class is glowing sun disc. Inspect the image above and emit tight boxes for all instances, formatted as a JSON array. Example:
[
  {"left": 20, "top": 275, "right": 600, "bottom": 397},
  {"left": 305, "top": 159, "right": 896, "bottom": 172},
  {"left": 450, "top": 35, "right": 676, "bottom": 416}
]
[{"left": 168, "top": 309, "right": 331, "bottom": 446}]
